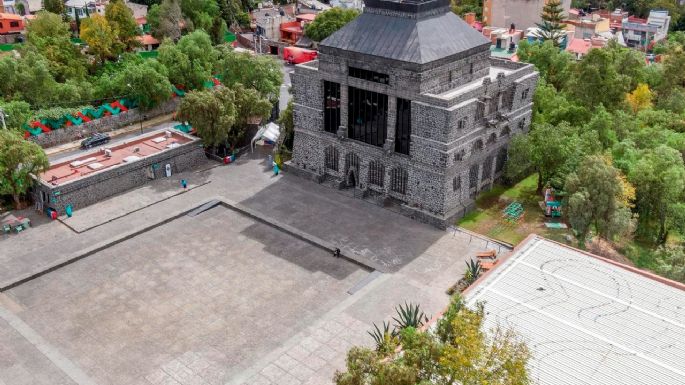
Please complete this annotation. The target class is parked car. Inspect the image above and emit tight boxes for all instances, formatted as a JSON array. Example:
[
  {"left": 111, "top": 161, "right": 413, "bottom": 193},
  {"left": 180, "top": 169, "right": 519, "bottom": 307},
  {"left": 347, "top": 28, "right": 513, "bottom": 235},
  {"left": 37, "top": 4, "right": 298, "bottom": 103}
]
[{"left": 80, "top": 133, "right": 110, "bottom": 149}]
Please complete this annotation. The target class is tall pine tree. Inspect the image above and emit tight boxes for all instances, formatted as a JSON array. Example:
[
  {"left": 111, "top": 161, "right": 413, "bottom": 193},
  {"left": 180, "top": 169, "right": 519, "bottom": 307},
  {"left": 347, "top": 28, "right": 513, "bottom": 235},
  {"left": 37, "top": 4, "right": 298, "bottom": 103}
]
[{"left": 534, "top": 0, "right": 567, "bottom": 46}]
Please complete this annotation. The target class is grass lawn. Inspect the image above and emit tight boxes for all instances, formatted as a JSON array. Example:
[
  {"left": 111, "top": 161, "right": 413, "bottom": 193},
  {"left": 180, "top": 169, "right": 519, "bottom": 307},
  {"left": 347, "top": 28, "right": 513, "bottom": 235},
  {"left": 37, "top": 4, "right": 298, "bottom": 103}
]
[{"left": 458, "top": 175, "right": 574, "bottom": 246}]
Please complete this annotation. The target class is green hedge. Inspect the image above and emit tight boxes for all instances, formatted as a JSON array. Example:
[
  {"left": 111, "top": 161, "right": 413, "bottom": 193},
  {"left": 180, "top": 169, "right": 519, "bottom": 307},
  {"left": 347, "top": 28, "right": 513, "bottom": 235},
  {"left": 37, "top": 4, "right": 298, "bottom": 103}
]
[
  {"left": 0, "top": 43, "right": 22, "bottom": 52},
  {"left": 138, "top": 50, "right": 159, "bottom": 59}
]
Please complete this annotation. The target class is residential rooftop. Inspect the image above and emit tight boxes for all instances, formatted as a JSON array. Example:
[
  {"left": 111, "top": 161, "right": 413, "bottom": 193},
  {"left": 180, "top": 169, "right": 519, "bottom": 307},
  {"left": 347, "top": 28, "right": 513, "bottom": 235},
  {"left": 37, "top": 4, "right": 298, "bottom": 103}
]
[
  {"left": 465, "top": 235, "right": 685, "bottom": 385},
  {"left": 39, "top": 130, "right": 197, "bottom": 186}
]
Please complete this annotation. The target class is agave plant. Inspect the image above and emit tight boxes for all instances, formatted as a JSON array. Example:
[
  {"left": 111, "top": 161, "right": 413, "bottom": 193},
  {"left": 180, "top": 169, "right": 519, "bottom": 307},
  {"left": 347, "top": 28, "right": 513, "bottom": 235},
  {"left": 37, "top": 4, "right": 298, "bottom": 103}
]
[
  {"left": 393, "top": 302, "right": 429, "bottom": 330},
  {"left": 464, "top": 258, "right": 482, "bottom": 284},
  {"left": 367, "top": 321, "right": 398, "bottom": 354}
]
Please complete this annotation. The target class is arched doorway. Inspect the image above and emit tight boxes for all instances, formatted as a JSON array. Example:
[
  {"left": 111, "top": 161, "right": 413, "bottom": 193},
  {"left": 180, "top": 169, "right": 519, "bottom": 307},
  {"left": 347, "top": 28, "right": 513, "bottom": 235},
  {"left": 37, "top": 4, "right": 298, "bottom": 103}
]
[{"left": 346, "top": 168, "right": 358, "bottom": 188}]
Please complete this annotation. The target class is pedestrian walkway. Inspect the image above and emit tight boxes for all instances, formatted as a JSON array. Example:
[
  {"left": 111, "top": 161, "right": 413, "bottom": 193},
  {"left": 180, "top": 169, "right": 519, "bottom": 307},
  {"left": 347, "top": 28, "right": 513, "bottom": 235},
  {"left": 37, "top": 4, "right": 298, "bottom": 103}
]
[{"left": 0, "top": 149, "right": 507, "bottom": 385}]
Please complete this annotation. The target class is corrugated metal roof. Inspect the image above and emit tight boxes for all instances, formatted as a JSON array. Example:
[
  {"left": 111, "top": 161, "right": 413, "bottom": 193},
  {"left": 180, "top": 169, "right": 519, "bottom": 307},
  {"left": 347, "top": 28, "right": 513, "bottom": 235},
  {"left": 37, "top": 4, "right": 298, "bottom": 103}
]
[
  {"left": 465, "top": 236, "right": 685, "bottom": 385},
  {"left": 320, "top": 10, "right": 490, "bottom": 65}
]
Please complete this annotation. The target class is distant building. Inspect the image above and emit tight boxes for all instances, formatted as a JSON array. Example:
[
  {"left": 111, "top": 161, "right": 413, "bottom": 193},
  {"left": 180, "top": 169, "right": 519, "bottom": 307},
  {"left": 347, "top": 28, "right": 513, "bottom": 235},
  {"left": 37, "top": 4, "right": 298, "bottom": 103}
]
[
  {"left": 0, "top": 12, "right": 23, "bottom": 33},
  {"left": 329, "top": 0, "right": 363, "bottom": 10},
  {"left": 65, "top": 0, "right": 107, "bottom": 18},
  {"left": 3, "top": 0, "right": 42, "bottom": 15},
  {"left": 65, "top": 0, "right": 147, "bottom": 20},
  {"left": 565, "top": 13, "right": 610, "bottom": 39},
  {"left": 566, "top": 36, "right": 609, "bottom": 60},
  {"left": 289, "top": 0, "right": 538, "bottom": 228},
  {"left": 33, "top": 130, "right": 205, "bottom": 215},
  {"left": 136, "top": 34, "right": 159, "bottom": 51},
  {"left": 622, "top": 10, "right": 670, "bottom": 49},
  {"left": 483, "top": 0, "right": 572, "bottom": 29}
]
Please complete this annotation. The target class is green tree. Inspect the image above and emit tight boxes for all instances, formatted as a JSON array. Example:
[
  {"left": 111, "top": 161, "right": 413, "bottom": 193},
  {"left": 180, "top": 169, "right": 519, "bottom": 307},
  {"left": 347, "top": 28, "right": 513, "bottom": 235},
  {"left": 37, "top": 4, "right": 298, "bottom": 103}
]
[
  {"left": 568, "top": 48, "right": 633, "bottom": 110},
  {"left": 0, "top": 51, "right": 90, "bottom": 108},
  {"left": 659, "top": 49, "right": 685, "bottom": 103},
  {"left": 216, "top": 48, "right": 282, "bottom": 101},
  {"left": 304, "top": 8, "right": 360, "bottom": 42},
  {"left": 217, "top": 0, "right": 246, "bottom": 28},
  {"left": 159, "top": 31, "right": 217, "bottom": 89},
  {"left": 0, "top": 101, "right": 31, "bottom": 131},
  {"left": 0, "top": 131, "right": 49, "bottom": 208},
  {"left": 534, "top": 0, "right": 567, "bottom": 46},
  {"left": 506, "top": 122, "right": 589, "bottom": 190},
  {"left": 583, "top": 105, "right": 617, "bottom": 149},
  {"left": 278, "top": 100, "right": 294, "bottom": 152},
  {"left": 26, "top": 11, "right": 70, "bottom": 39},
  {"left": 208, "top": 16, "right": 228, "bottom": 46},
  {"left": 654, "top": 244, "right": 685, "bottom": 283},
  {"left": 629, "top": 145, "right": 685, "bottom": 244},
  {"left": 147, "top": 4, "right": 162, "bottom": 36},
  {"left": 26, "top": 12, "right": 88, "bottom": 82},
  {"left": 181, "top": 0, "right": 220, "bottom": 32},
  {"left": 105, "top": 0, "right": 140, "bottom": 53},
  {"left": 80, "top": 14, "right": 115, "bottom": 65},
  {"left": 177, "top": 87, "right": 237, "bottom": 148},
  {"left": 334, "top": 296, "right": 530, "bottom": 385},
  {"left": 531, "top": 79, "right": 591, "bottom": 126},
  {"left": 517, "top": 40, "right": 573, "bottom": 91},
  {"left": 450, "top": 0, "right": 483, "bottom": 19},
  {"left": 564, "top": 156, "right": 633, "bottom": 244},
  {"left": 43, "top": 0, "right": 66, "bottom": 15},
  {"left": 157, "top": 38, "right": 193, "bottom": 86},
  {"left": 233, "top": 84, "right": 272, "bottom": 129},
  {"left": 152, "top": 0, "right": 183, "bottom": 41},
  {"left": 113, "top": 61, "right": 173, "bottom": 110}
]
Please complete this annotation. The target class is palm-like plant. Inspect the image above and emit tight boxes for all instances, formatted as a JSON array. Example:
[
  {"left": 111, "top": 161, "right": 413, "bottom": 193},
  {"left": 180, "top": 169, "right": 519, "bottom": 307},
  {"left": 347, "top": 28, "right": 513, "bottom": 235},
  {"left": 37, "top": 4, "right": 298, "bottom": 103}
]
[
  {"left": 393, "top": 302, "right": 429, "bottom": 330},
  {"left": 464, "top": 258, "right": 482, "bottom": 284},
  {"left": 367, "top": 321, "right": 398, "bottom": 354}
]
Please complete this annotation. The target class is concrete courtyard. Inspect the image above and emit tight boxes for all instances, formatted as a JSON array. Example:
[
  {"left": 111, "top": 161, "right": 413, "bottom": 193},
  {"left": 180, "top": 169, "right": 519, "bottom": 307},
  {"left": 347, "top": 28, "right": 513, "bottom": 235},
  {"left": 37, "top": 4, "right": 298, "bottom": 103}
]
[{"left": 0, "top": 150, "right": 509, "bottom": 385}]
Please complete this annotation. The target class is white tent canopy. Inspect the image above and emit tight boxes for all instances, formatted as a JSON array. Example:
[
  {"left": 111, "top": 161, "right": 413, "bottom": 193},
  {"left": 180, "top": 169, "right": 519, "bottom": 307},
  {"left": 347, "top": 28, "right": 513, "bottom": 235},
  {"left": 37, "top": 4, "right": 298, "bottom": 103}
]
[{"left": 251, "top": 122, "right": 280, "bottom": 152}]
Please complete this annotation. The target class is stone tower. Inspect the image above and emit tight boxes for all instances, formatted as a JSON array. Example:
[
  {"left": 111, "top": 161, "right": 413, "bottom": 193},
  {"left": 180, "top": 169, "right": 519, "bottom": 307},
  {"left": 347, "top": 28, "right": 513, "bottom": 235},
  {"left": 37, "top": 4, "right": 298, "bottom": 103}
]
[{"left": 287, "top": 0, "right": 538, "bottom": 228}]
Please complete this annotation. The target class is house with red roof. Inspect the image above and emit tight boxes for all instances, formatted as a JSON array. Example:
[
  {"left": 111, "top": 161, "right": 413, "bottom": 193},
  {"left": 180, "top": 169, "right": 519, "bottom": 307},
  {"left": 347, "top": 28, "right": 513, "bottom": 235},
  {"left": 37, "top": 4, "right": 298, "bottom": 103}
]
[{"left": 0, "top": 12, "right": 23, "bottom": 34}]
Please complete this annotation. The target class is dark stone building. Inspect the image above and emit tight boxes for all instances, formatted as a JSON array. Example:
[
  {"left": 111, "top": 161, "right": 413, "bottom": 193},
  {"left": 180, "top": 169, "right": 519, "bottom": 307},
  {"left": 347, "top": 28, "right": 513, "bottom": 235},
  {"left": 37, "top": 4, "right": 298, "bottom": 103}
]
[{"left": 287, "top": 0, "right": 538, "bottom": 228}]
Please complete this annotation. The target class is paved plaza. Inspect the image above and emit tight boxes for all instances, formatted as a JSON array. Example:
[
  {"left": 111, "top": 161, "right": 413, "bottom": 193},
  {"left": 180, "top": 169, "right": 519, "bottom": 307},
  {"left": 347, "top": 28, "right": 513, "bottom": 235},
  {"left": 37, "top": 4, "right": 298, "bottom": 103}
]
[{"left": 0, "top": 151, "right": 508, "bottom": 385}]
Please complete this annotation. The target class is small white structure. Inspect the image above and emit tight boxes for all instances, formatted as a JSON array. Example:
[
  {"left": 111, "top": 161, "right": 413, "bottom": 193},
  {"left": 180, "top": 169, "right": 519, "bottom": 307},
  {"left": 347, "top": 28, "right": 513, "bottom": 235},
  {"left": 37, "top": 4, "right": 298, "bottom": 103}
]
[
  {"left": 251, "top": 122, "right": 280, "bottom": 152},
  {"left": 65, "top": 0, "right": 147, "bottom": 20}
]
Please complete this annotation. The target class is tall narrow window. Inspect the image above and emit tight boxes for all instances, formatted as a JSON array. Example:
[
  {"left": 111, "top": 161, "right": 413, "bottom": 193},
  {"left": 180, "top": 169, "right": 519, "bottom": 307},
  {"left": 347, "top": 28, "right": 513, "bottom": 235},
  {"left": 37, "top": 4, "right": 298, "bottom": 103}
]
[
  {"left": 348, "top": 86, "right": 388, "bottom": 147},
  {"left": 324, "top": 146, "right": 339, "bottom": 171},
  {"left": 395, "top": 98, "right": 411, "bottom": 155},
  {"left": 469, "top": 164, "right": 480, "bottom": 189},
  {"left": 368, "top": 160, "right": 385, "bottom": 187},
  {"left": 391, "top": 167, "right": 408, "bottom": 195},
  {"left": 323, "top": 81, "right": 340, "bottom": 133}
]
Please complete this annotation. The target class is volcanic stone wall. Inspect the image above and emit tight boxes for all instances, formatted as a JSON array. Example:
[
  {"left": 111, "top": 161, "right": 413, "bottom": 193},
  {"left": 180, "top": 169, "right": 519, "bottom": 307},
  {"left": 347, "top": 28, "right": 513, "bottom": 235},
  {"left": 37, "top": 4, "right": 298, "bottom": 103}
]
[{"left": 32, "top": 142, "right": 205, "bottom": 215}]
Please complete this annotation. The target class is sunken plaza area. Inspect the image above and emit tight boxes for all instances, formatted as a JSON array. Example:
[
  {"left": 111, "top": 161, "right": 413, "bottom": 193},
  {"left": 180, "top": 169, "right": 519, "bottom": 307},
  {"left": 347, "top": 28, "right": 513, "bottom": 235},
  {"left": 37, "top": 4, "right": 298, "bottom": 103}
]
[{"left": 0, "top": 152, "right": 498, "bottom": 385}]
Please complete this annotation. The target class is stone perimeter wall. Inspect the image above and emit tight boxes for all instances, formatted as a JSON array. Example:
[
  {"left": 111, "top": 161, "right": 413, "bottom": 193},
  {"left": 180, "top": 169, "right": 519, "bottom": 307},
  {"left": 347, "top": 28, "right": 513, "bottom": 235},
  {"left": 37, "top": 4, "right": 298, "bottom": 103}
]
[
  {"left": 29, "top": 99, "right": 180, "bottom": 149},
  {"left": 32, "top": 142, "right": 206, "bottom": 215}
]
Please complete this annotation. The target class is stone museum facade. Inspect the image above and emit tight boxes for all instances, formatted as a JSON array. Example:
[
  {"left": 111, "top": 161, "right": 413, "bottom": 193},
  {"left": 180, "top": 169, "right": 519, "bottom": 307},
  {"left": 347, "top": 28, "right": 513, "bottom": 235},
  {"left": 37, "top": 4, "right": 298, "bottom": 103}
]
[{"left": 288, "top": 0, "right": 538, "bottom": 228}]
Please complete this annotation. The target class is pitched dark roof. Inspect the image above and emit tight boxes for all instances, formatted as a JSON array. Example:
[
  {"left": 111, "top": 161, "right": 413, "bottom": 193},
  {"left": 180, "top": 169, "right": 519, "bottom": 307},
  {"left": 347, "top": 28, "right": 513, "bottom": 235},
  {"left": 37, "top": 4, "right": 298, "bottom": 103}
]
[{"left": 319, "top": 7, "right": 491, "bottom": 65}]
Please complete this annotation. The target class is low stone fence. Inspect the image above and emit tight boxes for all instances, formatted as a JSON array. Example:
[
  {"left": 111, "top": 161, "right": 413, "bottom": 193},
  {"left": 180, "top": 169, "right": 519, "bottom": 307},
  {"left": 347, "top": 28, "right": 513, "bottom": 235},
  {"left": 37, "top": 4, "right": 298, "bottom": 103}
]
[{"left": 29, "top": 99, "right": 180, "bottom": 149}]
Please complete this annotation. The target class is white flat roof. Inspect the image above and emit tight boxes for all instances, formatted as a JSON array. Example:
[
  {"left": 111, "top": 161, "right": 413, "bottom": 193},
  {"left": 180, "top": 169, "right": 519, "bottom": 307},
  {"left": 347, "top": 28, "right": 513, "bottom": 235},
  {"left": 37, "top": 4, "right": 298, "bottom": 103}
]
[
  {"left": 465, "top": 236, "right": 685, "bottom": 385},
  {"left": 428, "top": 66, "right": 514, "bottom": 100}
]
